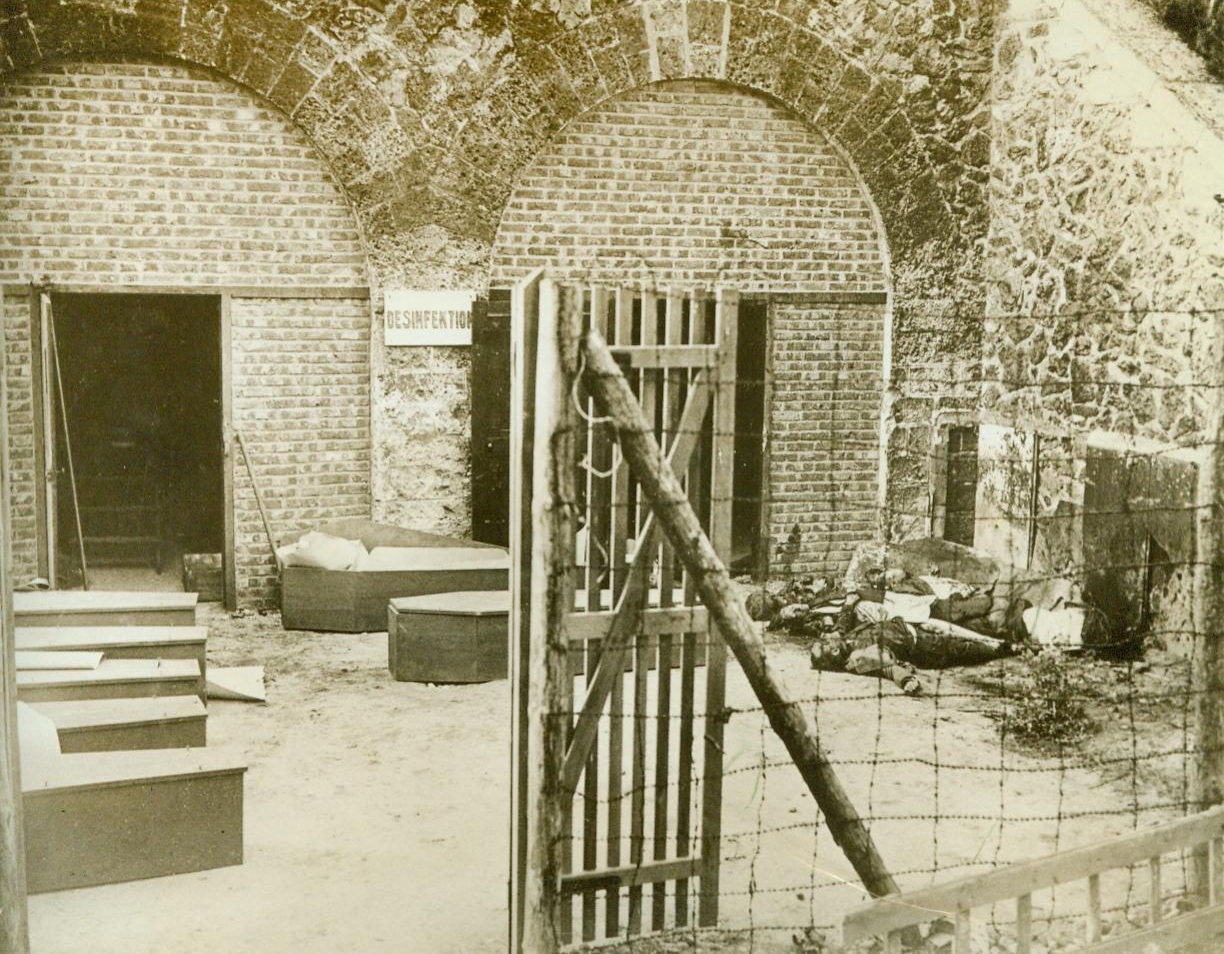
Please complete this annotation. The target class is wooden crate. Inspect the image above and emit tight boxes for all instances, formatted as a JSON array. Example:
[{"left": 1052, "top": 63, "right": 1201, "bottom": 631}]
[
  {"left": 388, "top": 590, "right": 509, "bottom": 683},
  {"left": 23, "top": 749, "right": 245, "bottom": 893},
  {"left": 181, "top": 553, "right": 224, "bottom": 602}
]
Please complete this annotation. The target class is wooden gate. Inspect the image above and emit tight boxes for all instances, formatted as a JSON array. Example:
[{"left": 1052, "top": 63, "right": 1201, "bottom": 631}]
[{"left": 510, "top": 273, "right": 738, "bottom": 951}]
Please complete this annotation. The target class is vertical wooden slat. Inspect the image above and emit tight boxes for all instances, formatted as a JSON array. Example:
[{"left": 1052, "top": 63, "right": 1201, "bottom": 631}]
[
  {"left": 1016, "top": 893, "right": 1032, "bottom": 954},
  {"left": 1087, "top": 871, "right": 1102, "bottom": 943},
  {"left": 605, "top": 287, "right": 634, "bottom": 940},
  {"left": 953, "top": 909, "right": 971, "bottom": 954},
  {"left": 605, "top": 667, "right": 624, "bottom": 937},
  {"left": 699, "top": 289, "right": 738, "bottom": 926},
  {"left": 509, "top": 270, "right": 541, "bottom": 954},
  {"left": 652, "top": 630, "right": 674, "bottom": 930},
  {"left": 674, "top": 628, "right": 698, "bottom": 925},
  {"left": 609, "top": 288, "right": 634, "bottom": 604},
  {"left": 638, "top": 291, "right": 658, "bottom": 602},
  {"left": 582, "top": 287, "right": 611, "bottom": 942},
  {"left": 37, "top": 294, "right": 57, "bottom": 586},
  {"left": 628, "top": 632, "right": 652, "bottom": 935},
  {"left": 0, "top": 286, "right": 31, "bottom": 954},
  {"left": 1210, "top": 836, "right": 1220, "bottom": 907},
  {"left": 519, "top": 276, "right": 579, "bottom": 954},
  {"left": 1149, "top": 855, "right": 1163, "bottom": 924},
  {"left": 658, "top": 293, "right": 684, "bottom": 609}
]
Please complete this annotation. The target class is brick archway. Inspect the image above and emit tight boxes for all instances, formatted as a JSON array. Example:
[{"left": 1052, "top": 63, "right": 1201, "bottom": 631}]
[{"left": 3, "top": 0, "right": 990, "bottom": 545}]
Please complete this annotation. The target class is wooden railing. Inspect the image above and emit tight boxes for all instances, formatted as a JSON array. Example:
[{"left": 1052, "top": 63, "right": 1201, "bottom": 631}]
[{"left": 842, "top": 806, "right": 1224, "bottom": 954}]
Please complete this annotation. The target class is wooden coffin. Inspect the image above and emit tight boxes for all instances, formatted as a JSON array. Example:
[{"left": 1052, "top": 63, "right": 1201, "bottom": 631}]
[
  {"left": 16, "top": 625, "right": 207, "bottom": 673},
  {"left": 17, "top": 659, "right": 203, "bottom": 703},
  {"left": 280, "top": 521, "right": 508, "bottom": 633},
  {"left": 14, "top": 590, "right": 199, "bottom": 627},
  {"left": 23, "top": 748, "right": 245, "bottom": 892},
  {"left": 388, "top": 590, "right": 509, "bottom": 683},
  {"left": 30, "top": 696, "right": 207, "bottom": 752}
]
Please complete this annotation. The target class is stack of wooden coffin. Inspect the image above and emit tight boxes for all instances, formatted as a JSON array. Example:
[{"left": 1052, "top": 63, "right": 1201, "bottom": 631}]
[{"left": 13, "top": 590, "right": 246, "bottom": 893}]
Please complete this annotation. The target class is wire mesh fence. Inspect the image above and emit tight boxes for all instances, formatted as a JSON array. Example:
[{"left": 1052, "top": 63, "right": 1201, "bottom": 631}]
[{"left": 512, "top": 277, "right": 1224, "bottom": 953}]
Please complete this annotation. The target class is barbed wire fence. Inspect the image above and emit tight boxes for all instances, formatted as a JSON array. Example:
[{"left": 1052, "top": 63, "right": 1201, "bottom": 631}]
[{"left": 512, "top": 277, "right": 1224, "bottom": 953}]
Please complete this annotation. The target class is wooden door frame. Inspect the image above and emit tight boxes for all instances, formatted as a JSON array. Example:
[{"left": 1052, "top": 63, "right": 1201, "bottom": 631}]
[
  {"left": 220, "top": 294, "right": 236, "bottom": 610},
  {"left": 31, "top": 288, "right": 235, "bottom": 604},
  {"left": 0, "top": 285, "right": 31, "bottom": 953}
]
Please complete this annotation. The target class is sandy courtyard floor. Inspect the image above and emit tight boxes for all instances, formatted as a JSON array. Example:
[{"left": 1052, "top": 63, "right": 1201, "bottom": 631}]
[{"left": 25, "top": 604, "right": 1203, "bottom": 954}]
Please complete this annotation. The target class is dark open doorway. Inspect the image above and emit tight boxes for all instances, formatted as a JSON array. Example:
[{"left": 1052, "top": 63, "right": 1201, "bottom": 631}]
[
  {"left": 731, "top": 299, "right": 767, "bottom": 577},
  {"left": 48, "top": 293, "right": 224, "bottom": 588}
]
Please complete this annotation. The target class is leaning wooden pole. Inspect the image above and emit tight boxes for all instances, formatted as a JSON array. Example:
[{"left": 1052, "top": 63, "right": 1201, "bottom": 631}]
[
  {"left": 520, "top": 279, "right": 581, "bottom": 953},
  {"left": 583, "top": 328, "right": 900, "bottom": 899},
  {"left": 0, "top": 287, "right": 31, "bottom": 953}
]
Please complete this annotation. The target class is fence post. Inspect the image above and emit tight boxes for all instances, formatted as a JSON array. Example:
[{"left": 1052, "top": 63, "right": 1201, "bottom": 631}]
[
  {"left": 0, "top": 286, "right": 31, "bottom": 954},
  {"left": 1193, "top": 321, "right": 1224, "bottom": 899},
  {"left": 519, "top": 279, "right": 581, "bottom": 953}
]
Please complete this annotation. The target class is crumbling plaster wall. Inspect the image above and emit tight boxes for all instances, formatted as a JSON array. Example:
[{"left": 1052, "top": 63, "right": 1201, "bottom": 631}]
[{"left": 1, "top": 0, "right": 992, "bottom": 547}]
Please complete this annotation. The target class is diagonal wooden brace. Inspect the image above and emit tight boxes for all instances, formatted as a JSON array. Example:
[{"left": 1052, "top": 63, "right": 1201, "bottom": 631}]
[
  {"left": 560, "top": 369, "right": 714, "bottom": 798},
  {"left": 582, "top": 327, "right": 900, "bottom": 900}
]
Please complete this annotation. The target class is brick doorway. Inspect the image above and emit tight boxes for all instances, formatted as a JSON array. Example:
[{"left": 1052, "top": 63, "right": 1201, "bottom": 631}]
[{"left": 41, "top": 292, "right": 227, "bottom": 595}]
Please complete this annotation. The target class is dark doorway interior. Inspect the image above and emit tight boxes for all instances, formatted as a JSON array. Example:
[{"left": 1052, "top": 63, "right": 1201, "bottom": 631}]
[
  {"left": 943, "top": 425, "right": 980, "bottom": 548},
  {"left": 731, "top": 300, "right": 767, "bottom": 576},
  {"left": 50, "top": 293, "right": 224, "bottom": 583}
]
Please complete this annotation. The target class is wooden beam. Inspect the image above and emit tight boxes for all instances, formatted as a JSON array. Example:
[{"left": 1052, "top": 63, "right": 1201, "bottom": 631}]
[
  {"left": 583, "top": 326, "right": 900, "bottom": 902},
  {"left": 519, "top": 279, "right": 580, "bottom": 954},
  {"left": 0, "top": 285, "right": 31, "bottom": 953},
  {"left": 2, "top": 282, "right": 369, "bottom": 300},
  {"left": 565, "top": 605, "right": 709, "bottom": 642},
  {"left": 508, "top": 268, "right": 543, "bottom": 954},
  {"left": 561, "top": 857, "right": 701, "bottom": 892},
  {"left": 608, "top": 344, "right": 720, "bottom": 369}
]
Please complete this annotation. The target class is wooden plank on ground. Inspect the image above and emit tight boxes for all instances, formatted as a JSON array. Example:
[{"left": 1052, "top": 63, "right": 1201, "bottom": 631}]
[{"left": 843, "top": 806, "right": 1224, "bottom": 943}]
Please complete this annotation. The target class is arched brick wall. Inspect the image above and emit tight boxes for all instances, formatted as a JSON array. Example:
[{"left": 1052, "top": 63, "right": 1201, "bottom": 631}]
[
  {"left": 1, "top": 0, "right": 992, "bottom": 549},
  {"left": 0, "top": 59, "right": 371, "bottom": 602}
]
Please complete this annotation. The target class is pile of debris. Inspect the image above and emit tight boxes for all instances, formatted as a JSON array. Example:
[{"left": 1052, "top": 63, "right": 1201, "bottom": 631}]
[{"left": 746, "top": 542, "right": 1105, "bottom": 696}]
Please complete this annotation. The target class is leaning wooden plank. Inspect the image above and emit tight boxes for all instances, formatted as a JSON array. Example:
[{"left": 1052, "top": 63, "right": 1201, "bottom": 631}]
[
  {"left": 16, "top": 626, "right": 206, "bottom": 671},
  {"left": 584, "top": 328, "right": 899, "bottom": 900},
  {"left": 14, "top": 651, "right": 101, "bottom": 671},
  {"left": 14, "top": 591, "right": 198, "bottom": 628},
  {"left": 29, "top": 697, "right": 207, "bottom": 752},
  {"left": 842, "top": 805, "right": 1224, "bottom": 943},
  {"left": 22, "top": 749, "right": 245, "bottom": 893},
  {"left": 16, "top": 659, "right": 202, "bottom": 704}
]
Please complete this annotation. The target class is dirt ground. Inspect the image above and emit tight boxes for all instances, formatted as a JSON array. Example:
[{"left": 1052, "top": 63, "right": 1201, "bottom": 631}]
[{"left": 25, "top": 605, "right": 1211, "bottom": 954}]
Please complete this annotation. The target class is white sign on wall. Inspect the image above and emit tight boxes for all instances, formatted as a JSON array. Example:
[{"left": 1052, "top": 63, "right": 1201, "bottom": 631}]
[{"left": 384, "top": 289, "right": 475, "bottom": 346}]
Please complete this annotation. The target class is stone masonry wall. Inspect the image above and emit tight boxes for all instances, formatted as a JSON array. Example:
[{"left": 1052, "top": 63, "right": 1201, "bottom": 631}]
[
  {"left": 986, "top": 0, "right": 1224, "bottom": 647},
  {"left": 0, "top": 0, "right": 995, "bottom": 564},
  {"left": 0, "top": 61, "right": 371, "bottom": 603}
]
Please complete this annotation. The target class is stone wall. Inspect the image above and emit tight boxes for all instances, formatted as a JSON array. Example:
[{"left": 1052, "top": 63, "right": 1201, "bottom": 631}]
[
  {"left": 0, "top": 60, "right": 371, "bottom": 603},
  {"left": 0, "top": 0, "right": 994, "bottom": 567},
  {"left": 985, "top": 0, "right": 1224, "bottom": 646}
]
